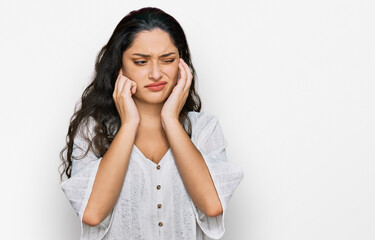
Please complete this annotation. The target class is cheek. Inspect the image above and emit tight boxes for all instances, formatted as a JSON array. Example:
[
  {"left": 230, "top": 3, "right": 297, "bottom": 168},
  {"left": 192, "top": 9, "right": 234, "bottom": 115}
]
[
  {"left": 123, "top": 64, "right": 148, "bottom": 82},
  {"left": 163, "top": 64, "right": 179, "bottom": 82}
]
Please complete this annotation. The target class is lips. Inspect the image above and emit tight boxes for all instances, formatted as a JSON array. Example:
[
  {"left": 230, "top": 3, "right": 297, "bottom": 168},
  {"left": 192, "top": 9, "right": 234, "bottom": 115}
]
[{"left": 145, "top": 81, "right": 167, "bottom": 87}]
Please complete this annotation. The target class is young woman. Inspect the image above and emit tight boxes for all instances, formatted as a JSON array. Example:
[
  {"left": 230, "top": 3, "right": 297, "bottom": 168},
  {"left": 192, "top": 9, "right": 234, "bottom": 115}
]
[{"left": 60, "top": 7, "right": 243, "bottom": 240}]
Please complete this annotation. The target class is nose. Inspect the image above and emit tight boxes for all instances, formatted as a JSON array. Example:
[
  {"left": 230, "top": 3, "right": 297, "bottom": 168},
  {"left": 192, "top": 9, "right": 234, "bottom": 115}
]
[{"left": 148, "top": 62, "right": 162, "bottom": 81}]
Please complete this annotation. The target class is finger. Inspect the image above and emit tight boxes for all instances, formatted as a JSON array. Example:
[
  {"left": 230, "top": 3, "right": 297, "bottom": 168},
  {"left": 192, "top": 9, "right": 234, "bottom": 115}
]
[
  {"left": 180, "top": 59, "right": 192, "bottom": 92},
  {"left": 117, "top": 76, "right": 126, "bottom": 97},
  {"left": 178, "top": 60, "right": 187, "bottom": 88},
  {"left": 183, "top": 64, "right": 193, "bottom": 93},
  {"left": 116, "top": 68, "right": 126, "bottom": 94},
  {"left": 115, "top": 68, "right": 124, "bottom": 92},
  {"left": 113, "top": 73, "right": 121, "bottom": 99},
  {"left": 121, "top": 78, "right": 134, "bottom": 97}
]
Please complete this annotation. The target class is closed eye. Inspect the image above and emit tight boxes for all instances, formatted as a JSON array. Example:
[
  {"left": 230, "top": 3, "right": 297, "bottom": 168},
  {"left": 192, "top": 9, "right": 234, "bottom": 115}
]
[
  {"left": 163, "top": 59, "right": 175, "bottom": 63},
  {"left": 133, "top": 59, "right": 175, "bottom": 65},
  {"left": 134, "top": 60, "right": 147, "bottom": 65}
]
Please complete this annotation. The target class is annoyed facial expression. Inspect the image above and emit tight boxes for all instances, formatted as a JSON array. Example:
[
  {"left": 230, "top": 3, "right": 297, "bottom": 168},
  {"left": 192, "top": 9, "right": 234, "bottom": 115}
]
[{"left": 122, "top": 28, "right": 180, "bottom": 104}]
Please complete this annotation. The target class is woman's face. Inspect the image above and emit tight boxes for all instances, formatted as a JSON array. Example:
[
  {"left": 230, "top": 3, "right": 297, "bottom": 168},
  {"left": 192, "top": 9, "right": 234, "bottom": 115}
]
[{"left": 122, "top": 28, "right": 180, "bottom": 104}]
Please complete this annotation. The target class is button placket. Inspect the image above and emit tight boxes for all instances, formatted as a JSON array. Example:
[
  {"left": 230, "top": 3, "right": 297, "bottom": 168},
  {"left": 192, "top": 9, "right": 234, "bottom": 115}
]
[{"left": 155, "top": 163, "right": 163, "bottom": 233}]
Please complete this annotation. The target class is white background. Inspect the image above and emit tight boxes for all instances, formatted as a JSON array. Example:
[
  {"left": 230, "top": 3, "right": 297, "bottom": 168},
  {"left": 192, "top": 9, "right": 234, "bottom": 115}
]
[{"left": 0, "top": 0, "right": 374, "bottom": 239}]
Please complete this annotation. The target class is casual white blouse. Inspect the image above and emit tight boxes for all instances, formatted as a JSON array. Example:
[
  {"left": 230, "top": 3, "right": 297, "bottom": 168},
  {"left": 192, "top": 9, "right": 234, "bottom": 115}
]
[{"left": 60, "top": 111, "right": 244, "bottom": 240}]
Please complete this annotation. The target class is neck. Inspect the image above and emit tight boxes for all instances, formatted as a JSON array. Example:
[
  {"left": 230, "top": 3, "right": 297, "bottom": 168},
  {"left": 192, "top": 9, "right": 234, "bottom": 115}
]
[{"left": 134, "top": 98, "right": 164, "bottom": 130}]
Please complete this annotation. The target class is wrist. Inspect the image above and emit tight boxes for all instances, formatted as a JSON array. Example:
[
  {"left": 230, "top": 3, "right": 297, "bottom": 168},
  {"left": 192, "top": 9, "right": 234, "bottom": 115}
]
[
  {"left": 119, "top": 121, "right": 139, "bottom": 134},
  {"left": 161, "top": 117, "right": 180, "bottom": 130}
]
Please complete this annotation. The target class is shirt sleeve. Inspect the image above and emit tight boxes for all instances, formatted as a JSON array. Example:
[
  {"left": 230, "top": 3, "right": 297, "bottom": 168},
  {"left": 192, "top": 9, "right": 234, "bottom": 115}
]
[
  {"left": 190, "top": 112, "right": 244, "bottom": 240},
  {"left": 60, "top": 118, "right": 115, "bottom": 240}
]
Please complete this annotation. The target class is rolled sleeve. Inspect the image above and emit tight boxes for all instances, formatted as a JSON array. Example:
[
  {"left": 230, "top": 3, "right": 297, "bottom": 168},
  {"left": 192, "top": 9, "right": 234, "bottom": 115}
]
[
  {"left": 190, "top": 112, "right": 244, "bottom": 239},
  {"left": 60, "top": 118, "right": 114, "bottom": 240}
]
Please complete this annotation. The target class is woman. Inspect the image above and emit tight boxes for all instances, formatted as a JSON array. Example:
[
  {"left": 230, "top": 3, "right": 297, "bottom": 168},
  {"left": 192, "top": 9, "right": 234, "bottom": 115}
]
[{"left": 60, "top": 7, "right": 243, "bottom": 240}]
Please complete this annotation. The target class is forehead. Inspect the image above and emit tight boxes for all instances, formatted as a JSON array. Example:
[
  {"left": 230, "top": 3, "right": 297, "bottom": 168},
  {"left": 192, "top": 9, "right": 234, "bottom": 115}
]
[{"left": 125, "top": 29, "right": 178, "bottom": 56}]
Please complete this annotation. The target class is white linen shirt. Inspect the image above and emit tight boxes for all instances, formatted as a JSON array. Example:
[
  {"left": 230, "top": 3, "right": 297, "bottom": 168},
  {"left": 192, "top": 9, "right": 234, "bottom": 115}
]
[{"left": 60, "top": 111, "right": 244, "bottom": 240}]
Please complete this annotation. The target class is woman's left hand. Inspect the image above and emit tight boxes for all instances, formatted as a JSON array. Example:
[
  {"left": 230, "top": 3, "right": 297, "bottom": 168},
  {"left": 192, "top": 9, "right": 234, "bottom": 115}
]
[{"left": 161, "top": 58, "right": 192, "bottom": 126}]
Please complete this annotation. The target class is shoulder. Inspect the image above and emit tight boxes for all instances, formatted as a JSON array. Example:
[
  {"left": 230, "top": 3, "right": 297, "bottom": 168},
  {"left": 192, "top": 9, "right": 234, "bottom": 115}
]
[
  {"left": 187, "top": 111, "right": 220, "bottom": 127},
  {"left": 187, "top": 111, "right": 224, "bottom": 144}
]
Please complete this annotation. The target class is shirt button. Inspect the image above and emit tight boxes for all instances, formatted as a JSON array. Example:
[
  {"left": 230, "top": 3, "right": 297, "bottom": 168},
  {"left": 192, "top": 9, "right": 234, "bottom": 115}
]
[
  {"left": 156, "top": 185, "right": 161, "bottom": 190},
  {"left": 157, "top": 203, "right": 162, "bottom": 209},
  {"left": 156, "top": 165, "right": 161, "bottom": 170},
  {"left": 158, "top": 222, "right": 163, "bottom": 227}
]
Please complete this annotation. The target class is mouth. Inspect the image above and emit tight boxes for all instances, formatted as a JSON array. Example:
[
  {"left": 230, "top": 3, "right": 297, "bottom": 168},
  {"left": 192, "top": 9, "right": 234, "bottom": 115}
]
[
  {"left": 145, "top": 81, "right": 167, "bottom": 87},
  {"left": 145, "top": 83, "right": 167, "bottom": 91}
]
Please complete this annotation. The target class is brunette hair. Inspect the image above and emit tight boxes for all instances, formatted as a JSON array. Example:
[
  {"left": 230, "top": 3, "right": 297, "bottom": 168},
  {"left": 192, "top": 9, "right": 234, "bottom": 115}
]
[{"left": 59, "top": 7, "right": 201, "bottom": 180}]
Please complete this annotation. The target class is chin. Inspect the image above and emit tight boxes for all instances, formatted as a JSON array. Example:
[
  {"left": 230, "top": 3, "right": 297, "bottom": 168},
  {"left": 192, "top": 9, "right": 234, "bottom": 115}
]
[
  {"left": 147, "top": 97, "right": 168, "bottom": 104},
  {"left": 135, "top": 93, "right": 170, "bottom": 105}
]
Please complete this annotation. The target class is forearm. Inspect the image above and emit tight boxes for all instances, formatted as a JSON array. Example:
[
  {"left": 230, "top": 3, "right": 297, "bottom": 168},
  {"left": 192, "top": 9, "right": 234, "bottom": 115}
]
[
  {"left": 162, "top": 118, "right": 223, "bottom": 217},
  {"left": 83, "top": 123, "right": 138, "bottom": 226}
]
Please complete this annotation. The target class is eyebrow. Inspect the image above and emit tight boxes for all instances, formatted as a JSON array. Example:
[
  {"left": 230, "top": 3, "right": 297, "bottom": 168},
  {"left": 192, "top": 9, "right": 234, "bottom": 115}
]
[{"left": 131, "top": 52, "right": 176, "bottom": 58}]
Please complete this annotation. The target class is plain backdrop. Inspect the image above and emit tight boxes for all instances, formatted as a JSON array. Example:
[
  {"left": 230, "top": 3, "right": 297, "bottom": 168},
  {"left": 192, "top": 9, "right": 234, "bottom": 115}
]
[{"left": 0, "top": 0, "right": 374, "bottom": 239}]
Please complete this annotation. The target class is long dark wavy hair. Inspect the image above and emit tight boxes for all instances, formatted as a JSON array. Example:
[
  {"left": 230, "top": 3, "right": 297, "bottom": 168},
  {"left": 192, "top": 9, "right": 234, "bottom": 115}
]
[{"left": 59, "top": 7, "right": 201, "bottom": 180}]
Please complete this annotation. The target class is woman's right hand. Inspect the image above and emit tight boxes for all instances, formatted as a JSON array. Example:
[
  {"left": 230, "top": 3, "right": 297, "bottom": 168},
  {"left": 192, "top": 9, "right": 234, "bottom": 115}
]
[{"left": 113, "top": 69, "right": 140, "bottom": 127}]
